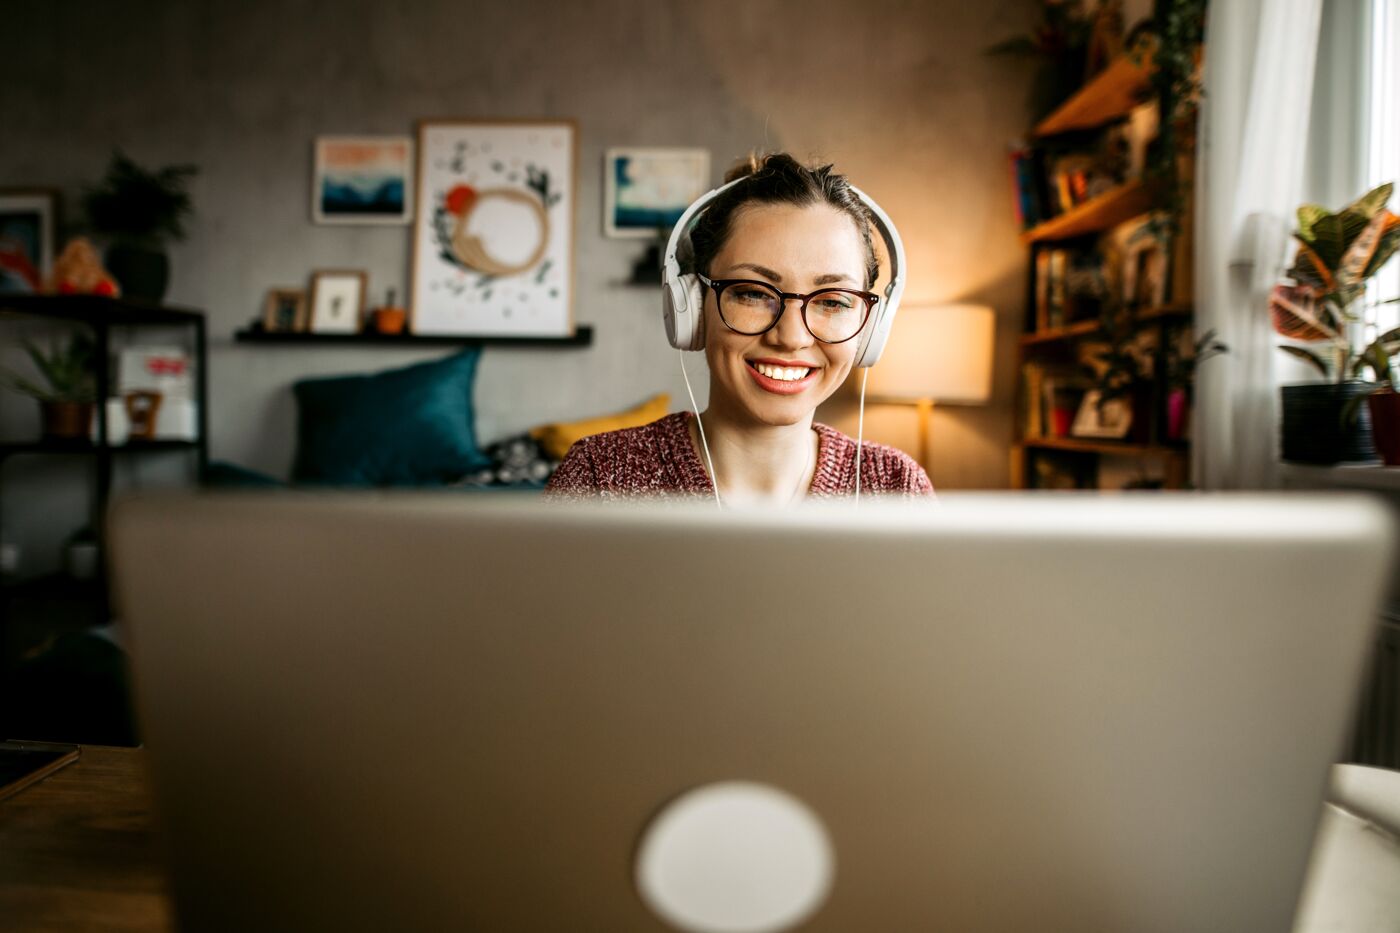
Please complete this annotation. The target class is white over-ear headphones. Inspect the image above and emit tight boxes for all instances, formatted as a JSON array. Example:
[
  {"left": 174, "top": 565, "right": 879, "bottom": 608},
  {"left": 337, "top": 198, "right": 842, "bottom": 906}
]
[{"left": 661, "top": 176, "right": 906, "bottom": 368}]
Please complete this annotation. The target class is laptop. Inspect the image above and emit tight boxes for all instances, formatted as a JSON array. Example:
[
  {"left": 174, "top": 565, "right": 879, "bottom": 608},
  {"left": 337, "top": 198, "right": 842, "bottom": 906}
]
[{"left": 110, "top": 491, "right": 1393, "bottom": 932}]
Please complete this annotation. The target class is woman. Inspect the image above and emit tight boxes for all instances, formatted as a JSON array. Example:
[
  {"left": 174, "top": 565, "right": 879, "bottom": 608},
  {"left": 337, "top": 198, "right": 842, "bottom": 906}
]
[{"left": 546, "top": 153, "right": 933, "bottom": 504}]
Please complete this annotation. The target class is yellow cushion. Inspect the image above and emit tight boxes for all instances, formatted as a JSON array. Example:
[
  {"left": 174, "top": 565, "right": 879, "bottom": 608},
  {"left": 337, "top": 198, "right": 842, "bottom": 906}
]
[{"left": 530, "top": 393, "right": 671, "bottom": 460}]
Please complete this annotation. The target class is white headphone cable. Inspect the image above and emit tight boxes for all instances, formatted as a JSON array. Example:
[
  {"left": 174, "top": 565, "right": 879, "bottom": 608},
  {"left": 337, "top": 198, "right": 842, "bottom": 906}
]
[
  {"left": 679, "top": 350, "right": 723, "bottom": 510},
  {"left": 854, "top": 367, "right": 868, "bottom": 510}
]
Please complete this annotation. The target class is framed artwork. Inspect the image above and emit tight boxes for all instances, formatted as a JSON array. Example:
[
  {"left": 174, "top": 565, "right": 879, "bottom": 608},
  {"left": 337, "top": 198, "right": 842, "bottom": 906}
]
[
  {"left": 312, "top": 136, "right": 414, "bottom": 225},
  {"left": 410, "top": 120, "right": 575, "bottom": 337},
  {"left": 309, "top": 270, "right": 368, "bottom": 333},
  {"left": 263, "top": 288, "right": 309, "bottom": 332},
  {"left": 603, "top": 148, "right": 710, "bottom": 238},
  {"left": 0, "top": 189, "right": 58, "bottom": 294},
  {"left": 1071, "top": 389, "right": 1133, "bottom": 440}
]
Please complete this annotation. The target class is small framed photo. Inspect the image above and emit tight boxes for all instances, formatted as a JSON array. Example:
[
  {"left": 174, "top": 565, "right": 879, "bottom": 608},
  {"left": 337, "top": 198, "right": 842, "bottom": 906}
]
[
  {"left": 0, "top": 189, "right": 58, "bottom": 293},
  {"left": 1071, "top": 389, "right": 1133, "bottom": 440},
  {"left": 1119, "top": 220, "right": 1169, "bottom": 310},
  {"left": 312, "top": 136, "right": 414, "bottom": 225},
  {"left": 263, "top": 288, "right": 309, "bottom": 332},
  {"left": 309, "top": 270, "right": 368, "bottom": 333},
  {"left": 604, "top": 148, "right": 710, "bottom": 238}
]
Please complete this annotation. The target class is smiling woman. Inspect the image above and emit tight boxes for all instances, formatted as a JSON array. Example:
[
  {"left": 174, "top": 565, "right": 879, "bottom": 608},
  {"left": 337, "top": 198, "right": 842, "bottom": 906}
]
[{"left": 545, "top": 153, "right": 933, "bottom": 506}]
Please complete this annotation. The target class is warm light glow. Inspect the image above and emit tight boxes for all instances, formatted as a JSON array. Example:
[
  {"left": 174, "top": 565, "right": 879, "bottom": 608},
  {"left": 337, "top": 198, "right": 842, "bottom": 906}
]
[{"left": 866, "top": 304, "right": 995, "bottom": 404}]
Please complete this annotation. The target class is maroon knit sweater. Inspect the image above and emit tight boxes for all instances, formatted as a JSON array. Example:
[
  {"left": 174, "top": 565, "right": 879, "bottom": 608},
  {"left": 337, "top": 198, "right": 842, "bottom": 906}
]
[{"left": 544, "top": 411, "right": 934, "bottom": 500}]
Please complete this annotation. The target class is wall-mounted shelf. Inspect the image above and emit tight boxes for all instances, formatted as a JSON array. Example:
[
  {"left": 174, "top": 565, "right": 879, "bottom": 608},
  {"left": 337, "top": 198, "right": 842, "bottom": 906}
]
[
  {"left": 1020, "top": 180, "right": 1155, "bottom": 244},
  {"left": 234, "top": 324, "right": 594, "bottom": 348},
  {"left": 1033, "top": 48, "right": 1154, "bottom": 138}
]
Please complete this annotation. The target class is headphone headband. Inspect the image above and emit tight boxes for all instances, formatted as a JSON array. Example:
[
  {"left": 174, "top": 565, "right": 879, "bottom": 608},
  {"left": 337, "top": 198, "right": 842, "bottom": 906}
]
[{"left": 660, "top": 175, "right": 906, "bottom": 367}]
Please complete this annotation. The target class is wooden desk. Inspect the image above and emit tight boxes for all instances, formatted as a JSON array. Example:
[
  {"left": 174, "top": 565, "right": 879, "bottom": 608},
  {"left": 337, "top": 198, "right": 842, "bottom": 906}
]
[{"left": 0, "top": 746, "right": 173, "bottom": 932}]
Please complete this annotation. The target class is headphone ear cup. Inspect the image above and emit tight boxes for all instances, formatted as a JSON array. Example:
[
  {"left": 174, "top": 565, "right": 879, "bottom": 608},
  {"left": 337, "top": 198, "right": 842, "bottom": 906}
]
[
  {"left": 685, "top": 276, "right": 705, "bottom": 351},
  {"left": 665, "top": 273, "right": 706, "bottom": 351},
  {"left": 854, "top": 297, "right": 896, "bottom": 368}
]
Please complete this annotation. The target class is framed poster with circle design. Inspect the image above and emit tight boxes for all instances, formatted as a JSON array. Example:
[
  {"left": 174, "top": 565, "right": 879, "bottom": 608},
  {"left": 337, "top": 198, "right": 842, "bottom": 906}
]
[{"left": 410, "top": 120, "right": 576, "bottom": 336}]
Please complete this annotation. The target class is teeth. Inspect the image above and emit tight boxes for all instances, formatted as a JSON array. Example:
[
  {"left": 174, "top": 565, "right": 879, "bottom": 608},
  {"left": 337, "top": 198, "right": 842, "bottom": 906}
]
[{"left": 754, "top": 363, "right": 812, "bottom": 381}]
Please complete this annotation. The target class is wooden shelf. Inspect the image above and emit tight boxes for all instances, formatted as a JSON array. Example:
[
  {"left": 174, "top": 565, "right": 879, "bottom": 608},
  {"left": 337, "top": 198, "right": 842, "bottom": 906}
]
[
  {"left": 1021, "top": 180, "right": 1155, "bottom": 244},
  {"left": 234, "top": 325, "right": 593, "bottom": 348},
  {"left": 1033, "top": 50, "right": 1154, "bottom": 137},
  {"left": 1021, "top": 437, "right": 1188, "bottom": 458},
  {"left": 0, "top": 294, "right": 203, "bottom": 326},
  {"left": 1020, "top": 304, "right": 1193, "bottom": 347}
]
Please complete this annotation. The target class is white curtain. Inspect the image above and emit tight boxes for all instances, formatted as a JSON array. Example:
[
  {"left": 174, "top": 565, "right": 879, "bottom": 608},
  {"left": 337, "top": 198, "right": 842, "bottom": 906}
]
[{"left": 1193, "top": 0, "right": 1325, "bottom": 489}]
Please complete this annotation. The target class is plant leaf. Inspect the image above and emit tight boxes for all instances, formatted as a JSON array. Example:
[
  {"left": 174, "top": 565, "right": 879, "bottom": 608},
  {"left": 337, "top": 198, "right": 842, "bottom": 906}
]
[
  {"left": 1341, "top": 390, "right": 1377, "bottom": 428},
  {"left": 1348, "top": 182, "right": 1394, "bottom": 219},
  {"left": 1296, "top": 204, "right": 1329, "bottom": 242},
  {"left": 1278, "top": 344, "right": 1333, "bottom": 378}
]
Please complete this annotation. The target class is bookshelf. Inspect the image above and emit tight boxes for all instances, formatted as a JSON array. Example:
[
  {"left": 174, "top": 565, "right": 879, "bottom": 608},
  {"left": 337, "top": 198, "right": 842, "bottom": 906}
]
[{"left": 1010, "top": 44, "right": 1197, "bottom": 492}]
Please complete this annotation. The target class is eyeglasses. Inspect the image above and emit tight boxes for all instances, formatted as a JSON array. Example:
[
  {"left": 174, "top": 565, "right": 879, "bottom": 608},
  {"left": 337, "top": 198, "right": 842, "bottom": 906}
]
[{"left": 698, "top": 275, "right": 879, "bottom": 345}]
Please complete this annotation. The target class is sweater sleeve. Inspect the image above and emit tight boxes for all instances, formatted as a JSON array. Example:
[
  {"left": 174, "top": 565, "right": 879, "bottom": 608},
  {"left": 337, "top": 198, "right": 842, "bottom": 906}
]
[{"left": 543, "top": 439, "right": 600, "bottom": 499}]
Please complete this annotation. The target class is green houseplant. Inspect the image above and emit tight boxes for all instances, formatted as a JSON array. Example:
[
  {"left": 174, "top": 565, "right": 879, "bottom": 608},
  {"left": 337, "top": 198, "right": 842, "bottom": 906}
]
[
  {"left": 82, "top": 150, "right": 197, "bottom": 303},
  {"left": 1269, "top": 182, "right": 1400, "bottom": 463},
  {"left": 0, "top": 331, "right": 97, "bottom": 439}
]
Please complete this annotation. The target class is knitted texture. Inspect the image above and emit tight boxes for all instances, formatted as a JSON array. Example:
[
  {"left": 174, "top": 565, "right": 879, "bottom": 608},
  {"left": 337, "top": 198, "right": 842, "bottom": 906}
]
[{"left": 544, "top": 411, "right": 933, "bottom": 501}]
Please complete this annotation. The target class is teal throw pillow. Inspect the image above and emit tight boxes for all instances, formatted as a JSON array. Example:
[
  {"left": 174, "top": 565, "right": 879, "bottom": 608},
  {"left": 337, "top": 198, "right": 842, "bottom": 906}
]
[{"left": 292, "top": 349, "right": 489, "bottom": 486}]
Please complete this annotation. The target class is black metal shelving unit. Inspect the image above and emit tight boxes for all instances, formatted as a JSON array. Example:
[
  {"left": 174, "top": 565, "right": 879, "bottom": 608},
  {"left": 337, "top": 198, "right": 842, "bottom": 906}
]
[
  {"left": 233, "top": 323, "right": 593, "bottom": 348},
  {"left": 0, "top": 295, "right": 208, "bottom": 669}
]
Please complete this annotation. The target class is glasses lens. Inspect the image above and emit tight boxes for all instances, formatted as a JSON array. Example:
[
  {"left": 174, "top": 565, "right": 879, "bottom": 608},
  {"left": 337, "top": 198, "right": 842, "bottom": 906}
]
[
  {"left": 804, "top": 291, "right": 868, "bottom": 343},
  {"left": 717, "top": 283, "right": 783, "bottom": 334}
]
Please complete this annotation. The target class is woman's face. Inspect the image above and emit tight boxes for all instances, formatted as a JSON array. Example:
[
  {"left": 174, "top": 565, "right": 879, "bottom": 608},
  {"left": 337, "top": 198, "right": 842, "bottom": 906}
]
[{"left": 702, "top": 202, "right": 870, "bottom": 428}]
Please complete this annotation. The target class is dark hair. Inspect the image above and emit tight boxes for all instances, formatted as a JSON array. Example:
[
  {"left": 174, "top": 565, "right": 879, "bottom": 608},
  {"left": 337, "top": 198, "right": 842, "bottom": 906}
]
[{"left": 685, "top": 152, "right": 880, "bottom": 288}]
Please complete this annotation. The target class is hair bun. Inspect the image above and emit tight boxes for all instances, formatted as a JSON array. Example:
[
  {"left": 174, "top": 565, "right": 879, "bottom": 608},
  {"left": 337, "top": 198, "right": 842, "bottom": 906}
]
[{"left": 722, "top": 152, "right": 765, "bottom": 184}]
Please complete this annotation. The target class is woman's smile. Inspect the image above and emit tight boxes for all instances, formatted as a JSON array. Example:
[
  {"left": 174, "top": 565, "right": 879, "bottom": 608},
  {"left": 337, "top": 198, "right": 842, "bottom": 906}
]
[{"left": 745, "top": 357, "right": 822, "bottom": 394}]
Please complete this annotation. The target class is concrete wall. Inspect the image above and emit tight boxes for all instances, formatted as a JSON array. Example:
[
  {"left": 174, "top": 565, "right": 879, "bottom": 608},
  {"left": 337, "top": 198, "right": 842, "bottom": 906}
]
[{"left": 1, "top": 0, "right": 1037, "bottom": 571}]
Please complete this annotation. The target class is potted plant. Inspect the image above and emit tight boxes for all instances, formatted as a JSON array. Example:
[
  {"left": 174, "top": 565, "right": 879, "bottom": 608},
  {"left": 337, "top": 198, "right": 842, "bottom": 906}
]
[
  {"left": 1083, "top": 303, "right": 1154, "bottom": 443},
  {"left": 0, "top": 331, "right": 97, "bottom": 439},
  {"left": 1163, "top": 326, "right": 1227, "bottom": 442},
  {"left": 82, "top": 150, "right": 197, "bottom": 303},
  {"left": 1335, "top": 318, "right": 1400, "bottom": 464},
  {"left": 1269, "top": 182, "right": 1400, "bottom": 463}
]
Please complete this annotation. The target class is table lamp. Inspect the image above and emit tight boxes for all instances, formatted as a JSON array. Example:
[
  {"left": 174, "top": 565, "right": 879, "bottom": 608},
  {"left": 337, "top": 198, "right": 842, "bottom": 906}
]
[{"left": 865, "top": 303, "right": 995, "bottom": 472}]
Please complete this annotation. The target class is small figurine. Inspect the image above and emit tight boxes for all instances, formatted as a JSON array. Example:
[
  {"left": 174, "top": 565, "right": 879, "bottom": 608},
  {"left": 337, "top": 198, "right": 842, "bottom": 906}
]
[{"left": 48, "top": 237, "right": 120, "bottom": 297}]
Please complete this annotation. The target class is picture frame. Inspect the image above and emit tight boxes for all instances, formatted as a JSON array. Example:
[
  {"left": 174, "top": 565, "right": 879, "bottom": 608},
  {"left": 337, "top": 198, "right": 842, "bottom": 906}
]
[
  {"left": 1119, "top": 219, "right": 1169, "bottom": 310},
  {"left": 1071, "top": 389, "right": 1133, "bottom": 440},
  {"left": 308, "top": 270, "right": 368, "bottom": 334},
  {"left": 603, "top": 147, "right": 710, "bottom": 239},
  {"left": 410, "top": 119, "right": 576, "bottom": 337},
  {"left": 0, "top": 189, "right": 58, "bottom": 294},
  {"left": 262, "top": 288, "right": 309, "bottom": 333},
  {"left": 312, "top": 136, "right": 414, "bottom": 225}
]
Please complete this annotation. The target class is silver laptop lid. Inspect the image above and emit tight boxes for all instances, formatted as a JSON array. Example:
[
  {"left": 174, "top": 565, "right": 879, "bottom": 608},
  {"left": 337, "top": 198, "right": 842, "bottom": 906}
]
[{"left": 111, "top": 492, "right": 1393, "bottom": 932}]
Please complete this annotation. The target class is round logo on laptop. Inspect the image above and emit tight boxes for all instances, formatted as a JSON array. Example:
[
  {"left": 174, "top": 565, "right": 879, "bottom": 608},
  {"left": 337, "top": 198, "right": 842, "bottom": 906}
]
[{"left": 635, "top": 781, "right": 834, "bottom": 933}]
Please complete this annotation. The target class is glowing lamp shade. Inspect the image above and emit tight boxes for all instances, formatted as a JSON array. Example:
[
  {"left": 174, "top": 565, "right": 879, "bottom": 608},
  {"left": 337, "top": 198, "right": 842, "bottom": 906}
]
[
  {"left": 865, "top": 303, "right": 995, "bottom": 473},
  {"left": 867, "top": 303, "right": 995, "bottom": 404}
]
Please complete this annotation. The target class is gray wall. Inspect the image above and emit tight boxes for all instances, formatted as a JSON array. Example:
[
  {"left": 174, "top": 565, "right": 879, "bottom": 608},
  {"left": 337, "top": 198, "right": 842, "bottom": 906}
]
[{"left": 2, "top": 0, "right": 1036, "bottom": 571}]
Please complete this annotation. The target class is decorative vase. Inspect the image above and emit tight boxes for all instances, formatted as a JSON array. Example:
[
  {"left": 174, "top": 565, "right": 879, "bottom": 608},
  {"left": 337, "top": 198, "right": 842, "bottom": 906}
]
[
  {"left": 1367, "top": 390, "right": 1400, "bottom": 466},
  {"left": 105, "top": 244, "right": 169, "bottom": 303},
  {"left": 1166, "top": 388, "right": 1190, "bottom": 442},
  {"left": 40, "top": 400, "right": 95, "bottom": 440},
  {"left": 1280, "top": 382, "right": 1381, "bottom": 464},
  {"left": 373, "top": 307, "right": 406, "bottom": 334}
]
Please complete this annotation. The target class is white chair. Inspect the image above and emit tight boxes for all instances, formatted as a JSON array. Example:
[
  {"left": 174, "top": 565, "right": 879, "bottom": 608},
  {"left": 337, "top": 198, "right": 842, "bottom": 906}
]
[{"left": 1293, "top": 765, "right": 1400, "bottom": 931}]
